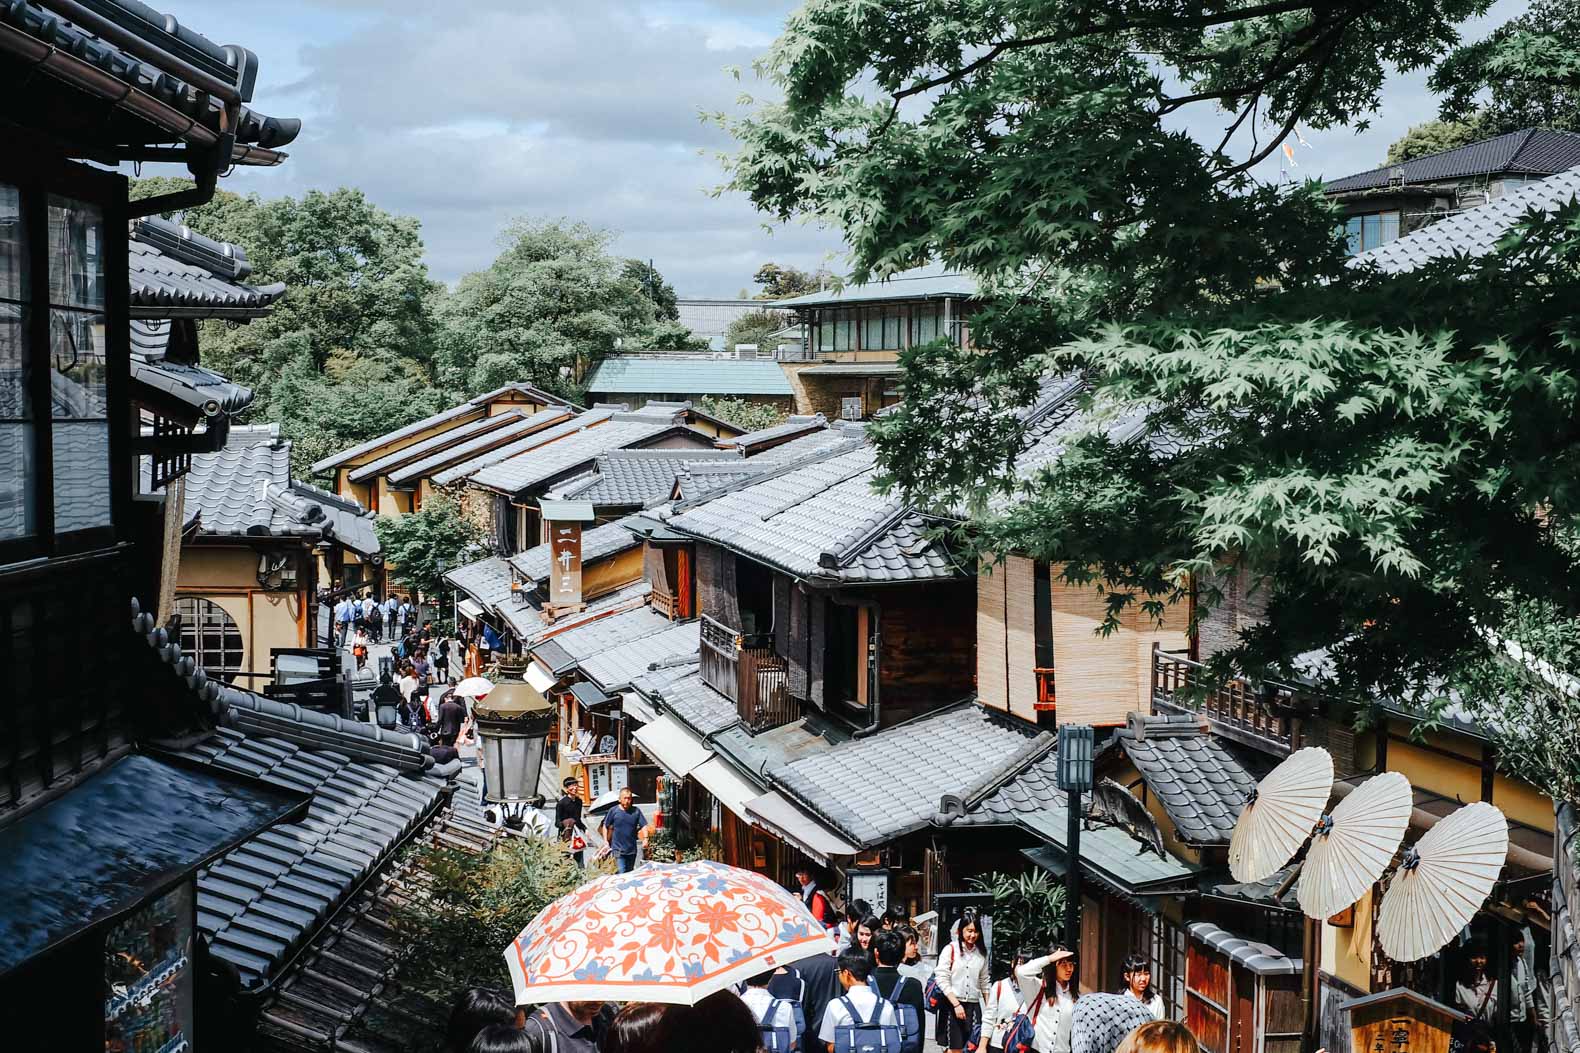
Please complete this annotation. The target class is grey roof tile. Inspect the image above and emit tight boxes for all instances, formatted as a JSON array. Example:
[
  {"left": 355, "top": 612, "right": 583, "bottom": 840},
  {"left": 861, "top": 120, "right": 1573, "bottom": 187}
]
[
  {"left": 717, "top": 414, "right": 829, "bottom": 451},
  {"left": 585, "top": 356, "right": 795, "bottom": 397},
  {"left": 171, "top": 425, "right": 321, "bottom": 538},
  {"left": 636, "top": 662, "right": 740, "bottom": 737},
  {"left": 348, "top": 410, "right": 530, "bottom": 483},
  {"left": 773, "top": 271, "right": 979, "bottom": 308},
  {"left": 128, "top": 217, "right": 284, "bottom": 318},
  {"left": 470, "top": 420, "right": 692, "bottom": 495},
  {"left": 1119, "top": 717, "right": 1257, "bottom": 846},
  {"left": 445, "top": 553, "right": 653, "bottom": 643},
  {"left": 1354, "top": 164, "right": 1580, "bottom": 273},
  {"left": 770, "top": 703, "right": 1053, "bottom": 847},
  {"left": 560, "top": 448, "right": 745, "bottom": 508},
  {"left": 539, "top": 605, "right": 675, "bottom": 664},
  {"left": 578, "top": 621, "right": 700, "bottom": 692},
  {"left": 1324, "top": 129, "right": 1580, "bottom": 193},
  {"left": 388, "top": 405, "right": 576, "bottom": 485},
  {"left": 286, "top": 479, "right": 379, "bottom": 557},
  {"left": 430, "top": 409, "right": 617, "bottom": 487}
]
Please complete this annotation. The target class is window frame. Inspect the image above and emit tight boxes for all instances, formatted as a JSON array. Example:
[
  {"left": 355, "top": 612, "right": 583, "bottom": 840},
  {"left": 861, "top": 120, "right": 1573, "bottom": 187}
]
[{"left": 0, "top": 151, "right": 128, "bottom": 569}]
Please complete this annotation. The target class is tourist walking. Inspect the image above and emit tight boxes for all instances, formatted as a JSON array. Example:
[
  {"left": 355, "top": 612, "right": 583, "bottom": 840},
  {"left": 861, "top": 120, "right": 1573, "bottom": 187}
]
[
  {"left": 1120, "top": 954, "right": 1164, "bottom": 1020},
  {"left": 896, "top": 925, "right": 931, "bottom": 986},
  {"left": 1014, "top": 946, "right": 1079, "bottom": 1053},
  {"left": 443, "top": 988, "right": 517, "bottom": 1053},
  {"left": 741, "top": 969, "right": 801, "bottom": 1051},
  {"left": 520, "top": 1000, "right": 615, "bottom": 1052},
  {"left": 982, "top": 950, "right": 1026, "bottom": 1053},
  {"left": 372, "top": 672, "right": 403, "bottom": 730},
  {"left": 934, "top": 911, "right": 989, "bottom": 1053},
  {"left": 872, "top": 931, "right": 926, "bottom": 1052},
  {"left": 381, "top": 594, "right": 398, "bottom": 642},
  {"left": 435, "top": 634, "right": 452, "bottom": 681},
  {"left": 819, "top": 952, "right": 901, "bottom": 1052},
  {"left": 556, "top": 776, "right": 587, "bottom": 867},
  {"left": 599, "top": 786, "right": 649, "bottom": 873},
  {"left": 335, "top": 595, "right": 355, "bottom": 648}
]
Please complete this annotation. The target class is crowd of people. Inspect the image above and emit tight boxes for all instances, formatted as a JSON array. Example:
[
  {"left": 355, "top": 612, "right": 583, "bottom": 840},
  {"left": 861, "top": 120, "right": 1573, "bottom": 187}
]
[{"left": 442, "top": 893, "right": 1187, "bottom": 1053}]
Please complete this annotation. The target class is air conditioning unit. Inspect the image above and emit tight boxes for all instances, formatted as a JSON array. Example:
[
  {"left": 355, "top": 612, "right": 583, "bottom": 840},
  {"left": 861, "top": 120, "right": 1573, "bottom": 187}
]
[{"left": 840, "top": 397, "right": 863, "bottom": 421}]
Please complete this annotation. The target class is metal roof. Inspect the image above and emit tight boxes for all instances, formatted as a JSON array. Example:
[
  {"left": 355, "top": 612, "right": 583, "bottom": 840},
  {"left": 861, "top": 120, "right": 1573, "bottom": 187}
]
[
  {"left": 1354, "top": 164, "right": 1580, "bottom": 273},
  {"left": 1324, "top": 128, "right": 1580, "bottom": 193},
  {"left": 578, "top": 621, "right": 700, "bottom": 693},
  {"left": 1017, "top": 796, "right": 1201, "bottom": 896},
  {"left": 311, "top": 384, "right": 571, "bottom": 474},
  {"left": 772, "top": 272, "right": 979, "bottom": 308},
  {"left": 470, "top": 420, "right": 698, "bottom": 496},
  {"left": 0, "top": 752, "right": 307, "bottom": 977},
  {"left": 585, "top": 356, "right": 795, "bottom": 397},
  {"left": 387, "top": 405, "right": 575, "bottom": 485},
  {"left": 797, "top": 363, "right": 905, "bottom": 376},
  {"left": 348, "top": 411, "right": 528, "bottom": 483},
  {"left": 1187, "top": 923, "right": 1302, "bottom": 976},
  {"left": 1118, "top": 715, "right": 1256, "bottom": 847},
  {"left": 128, "top": 217, "right": 285, "bottom": 318},
  {"left": 430, "top": 409, "right": 616, "bottom": 487},
  {"left": 665, "top": 441, "right": 966, "bottom": 584},
  {"left": 769, "top": 703, "right": 1053, "bottom": 847},
  {"left": 560, "top": 448, "right": 745, "bottom": 507}
]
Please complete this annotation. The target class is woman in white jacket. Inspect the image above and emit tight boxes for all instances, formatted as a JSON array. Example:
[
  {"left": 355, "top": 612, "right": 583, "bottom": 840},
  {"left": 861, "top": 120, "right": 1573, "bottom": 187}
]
[
  {"left": 981, "top": 949, "right": 1027, "bottom": 1052},
  {"left": 1014, "top": 946, "right": 1079, "bottom": 1053},
  {"left": 934, "top": 914, "right": 990, "bottom": 1053}
]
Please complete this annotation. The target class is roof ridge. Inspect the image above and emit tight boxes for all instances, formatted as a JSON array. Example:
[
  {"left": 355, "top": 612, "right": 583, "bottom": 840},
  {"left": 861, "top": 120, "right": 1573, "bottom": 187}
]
[
  {"left": 667, "top": 436, "right": 868, "bottom": 513},
  {"left": 822, "top": 501, "right": 911, "bottom": 569}
]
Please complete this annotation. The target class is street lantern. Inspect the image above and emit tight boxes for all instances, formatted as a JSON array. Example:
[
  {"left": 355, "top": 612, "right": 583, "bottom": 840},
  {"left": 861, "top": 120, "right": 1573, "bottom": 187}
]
[
  {"left": 474, "top": 681, "right": 554, "bottom": 803},
  {"left": 1055, "top": 724, "right": 1095, "bottom": 956}
]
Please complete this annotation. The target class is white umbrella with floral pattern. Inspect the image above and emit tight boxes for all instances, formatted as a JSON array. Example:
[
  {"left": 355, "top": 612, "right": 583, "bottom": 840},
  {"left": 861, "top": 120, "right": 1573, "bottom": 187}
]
[{"left": 504, "top": 859, "right": 837, "bottom": 1005}]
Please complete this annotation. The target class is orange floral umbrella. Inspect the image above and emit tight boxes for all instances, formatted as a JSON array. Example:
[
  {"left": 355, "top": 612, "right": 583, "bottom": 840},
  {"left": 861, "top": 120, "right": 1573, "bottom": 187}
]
[{"left": 504, "top": 859, "right": 836, "bottom": 1005}]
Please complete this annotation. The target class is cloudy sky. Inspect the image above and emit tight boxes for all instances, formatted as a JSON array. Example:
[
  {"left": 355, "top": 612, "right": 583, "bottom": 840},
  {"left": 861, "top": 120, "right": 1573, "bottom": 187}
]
[{"left": 189, "top": 0, "right": 1525, "bottom": 296}]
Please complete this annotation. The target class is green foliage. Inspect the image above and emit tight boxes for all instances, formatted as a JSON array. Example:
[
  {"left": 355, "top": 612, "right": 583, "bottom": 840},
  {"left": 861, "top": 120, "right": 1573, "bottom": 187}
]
[
  {"left": 723, "top": 307, "right": 794, "bottom": 354},
  {"left": 1432, "top": 0, "right": 1580, "bottom": 136},
  {"left": 435, "top": 218, "right": 689, "bottom": 397},
  {"left": 698, "top": 396, "right": 790, "bottom": 433},
  {"left": 728, "top": 0, "right": 1580, "bottom": 707},
  {"left": 1385, "top": 118, "right": 1483, "bottom": 164},
  {"left": 391, "top": 835, "right": 582, "bottom": 1005},
  {"left": 968, "top": 870, "right": 1067, "bottom": 976},
  {"left": 623, "top": 258, "right": 681, "bottom": 320},
  {"left": 374, "top": 497, "right": 484, "bottom": 600},
  {"left": 645, "top": 828, "right": 724, "bottom": 863},
  {"left": 753, "top": 261, "right": 831, "bottom": 299}
]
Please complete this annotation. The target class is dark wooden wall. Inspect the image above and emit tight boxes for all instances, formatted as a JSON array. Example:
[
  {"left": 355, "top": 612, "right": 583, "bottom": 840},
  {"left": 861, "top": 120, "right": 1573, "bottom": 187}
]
[{"left": 874, "top": 581, "right": 976, "bottom": 727}]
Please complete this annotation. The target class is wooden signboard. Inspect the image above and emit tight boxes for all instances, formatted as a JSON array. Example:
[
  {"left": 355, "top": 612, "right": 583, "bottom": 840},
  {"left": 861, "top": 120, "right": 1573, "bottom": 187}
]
[
  {"left": 1343, "top": 988, "right": 1467, "bottom": 1053},
  {"left": 541, "top": 499, "right": 594, "bottom": 614}
]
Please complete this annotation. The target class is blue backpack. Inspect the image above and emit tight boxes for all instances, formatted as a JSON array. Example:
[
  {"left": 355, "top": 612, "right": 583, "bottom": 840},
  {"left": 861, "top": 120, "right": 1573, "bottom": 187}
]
[
  {"left": 832, "top": 995, "right": 902, "bottom": 1053},
  {"left": 1002, "top": 990, "right": 1044, "bottom": 1053},
  {"left": 872, "top": 977, "right": 921, "bottom": 1053},
  {"left": 759, "top": 996, "right": 803, "bottom": 1052}
]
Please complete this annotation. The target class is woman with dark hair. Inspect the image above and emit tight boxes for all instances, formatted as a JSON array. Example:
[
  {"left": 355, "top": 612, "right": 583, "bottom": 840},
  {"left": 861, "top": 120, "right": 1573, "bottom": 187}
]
[
  {"left": 1120, "top": 953, "right": 1164, "bottom": 1020},
  {"left": 657, "top": 990, "right": 761, "bottom": 1052},
  {"left": 934, "top": 912, "right": 990, "bottom": 1053},
  {"left": 445, "top": 988, "right": 518, "bottom": 1053},
  {"left": 600, "top": 1002, "right": 671, "bottom": 1053},
  {"left": 1015, "top": 945, "right": 1079, "bottom": 1052},
  {"left": 896, "top": 924, "right": 931, "bottom": 985},
  {"left": 467, "top": 1023, "right": 532, "bottom": 1053},
  {"left": 857, "top": 914, "right": 883, "bottom": 961}
]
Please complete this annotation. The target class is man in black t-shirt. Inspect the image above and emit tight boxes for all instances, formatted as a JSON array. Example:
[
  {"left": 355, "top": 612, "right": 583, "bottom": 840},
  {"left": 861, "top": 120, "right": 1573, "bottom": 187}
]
[
  {"left": 555, "top": 776, "right": 585, "bottom": 867},
  {"left": 435, "top": 692, "right": 466, "bottom": 747},
  {"left": 872, "top": 931, "right": 926, "bottom": 1051}
]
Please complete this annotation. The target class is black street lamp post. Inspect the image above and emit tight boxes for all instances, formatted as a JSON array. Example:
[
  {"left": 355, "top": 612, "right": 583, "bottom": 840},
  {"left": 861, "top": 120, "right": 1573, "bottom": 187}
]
[{"left": 1056, "top": 724, "right": 1094, "bottom": 952}]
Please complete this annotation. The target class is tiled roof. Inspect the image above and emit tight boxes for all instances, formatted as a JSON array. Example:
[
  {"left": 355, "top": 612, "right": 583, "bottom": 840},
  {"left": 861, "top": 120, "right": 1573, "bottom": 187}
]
[
  {"left": 717, "top": 415, "right": 829, "bottom": 451},
  {"left": 430, "top": 409, "right": 615, "bottom": 487},
  {"left": 674, "top": 461, "right": 772, "bottom": 501},
  {"left": 770, "top": 703, "right": 1053, "bottom": 847},
  {"left": 470, "top": 420, "right": 691, "bottom": 496},
  {"left": 665, "top": 441, "right": 965, "bottom": 584},
  {"left": 348, "top": 410, "right": 529, "bottom": 483},
  {"left": 177, "top": 425, "right": 324, "bottom": 539},
  {"left": 636, "top": 662, "right": 740, "bottom": 737},
  {"left": 509, "top": 518, "right": 643, "bottom": 585},
  {"left": 578, "top": 621, "right": 700, "bottom": 692},
  {"left": 1354, "top": 165, "right": 1580, "bottom": 273},
  {"left": 539, "top": 605, "right": 675, "bottom": 665},
  {"left": 445, "top": 554, "right": 653, "bottom": 642},
  {"left": 174, "top": 726, "right": 449, "bottom": 990},
  {"left": 1324, "top": 129, "right": 1580, "bottom": 193},
  {"left": 287, "top": 479, "right": 380, "bottom": 557},
  {"left": 388, "top": 405, "right": 575, "bottom": 485},
  {"left": 951, "top": 748, "right": 1065, "bottom": 827},
  {"left": 129, "top": 343, "right": 254, "bottom": 418},
  {"left": 128, "top": 217, "right": 285, "bottom": 318},
  {"left": 444, "top": 555, "right": 517, "bottom": 618},
  {"left": 586, "top": 356, "right": 795, "bottom": 396},
  {"left": 311, "top": 383, "right": 572, "bottom": 473},
  {"left": 1118, "top": 715, "right": 1256, "bottom": 846},
  {"left": 773, "top": 271, "right": 979, "bottom": 308},
  {"left": 561, "top": 448, "right": 745, "bottom": 507}
]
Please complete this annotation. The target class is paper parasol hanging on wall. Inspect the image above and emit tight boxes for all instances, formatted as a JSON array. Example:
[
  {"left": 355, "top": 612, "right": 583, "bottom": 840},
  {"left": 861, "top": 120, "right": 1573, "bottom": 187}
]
[
  {"left": 1296, "top": 771, "right": 1412, "bottom": 919},
  {"left": 1229, "top": 746, "right": 1334, "bottom": 883},
  {"left": 1377, "top": 801, "right": 1508, "bottom": 962}
]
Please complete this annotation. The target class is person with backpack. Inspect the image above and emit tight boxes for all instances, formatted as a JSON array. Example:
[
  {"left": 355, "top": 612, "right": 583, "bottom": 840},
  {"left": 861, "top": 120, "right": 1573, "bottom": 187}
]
[
  {"left": 518, "top": 1000, "right": 615, "bottom": 1052},
  {"left": 1012, "top": 946, "right": 1079, "bottom": 1053},
  {"left": 871, "top": 931, "right": 925, "bottom": 1053},
  {"left": 780, "top": 953, "right": 841, "bottom": 1053},
  {"left": 934, "top": 912, "right": 990, "bottom": 1053},
  {"left": 744, "top": 968, "right": 805, "bottom": 1052},
  {"left": 982, "top": 950, "right": 1028, "bottom": 1053},
  {"left": 819, "top": 951, "right": 901, "bottom": 1053}
]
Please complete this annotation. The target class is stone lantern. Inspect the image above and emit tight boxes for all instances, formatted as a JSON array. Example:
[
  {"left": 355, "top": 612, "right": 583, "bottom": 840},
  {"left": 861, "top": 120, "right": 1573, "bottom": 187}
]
[{"left": 474, "top": 680, "right": 553, "bottom": 803}]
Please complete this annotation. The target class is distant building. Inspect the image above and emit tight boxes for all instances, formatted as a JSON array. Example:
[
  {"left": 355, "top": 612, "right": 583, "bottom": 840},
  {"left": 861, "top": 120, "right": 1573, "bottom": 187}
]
[
  {"left": 584, "top": 356, "right": 796, "bottom": 415},
  {"left": 1323, "top": 127, "right": 1580, "bottom": 255},
  {"left": 675, "top": 297, "right": 774, "bottom": 351}
]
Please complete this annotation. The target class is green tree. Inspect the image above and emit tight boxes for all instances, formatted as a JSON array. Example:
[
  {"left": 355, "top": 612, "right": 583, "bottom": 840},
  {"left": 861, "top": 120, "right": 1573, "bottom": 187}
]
[
  {"left": 623, "top": 258, "right": 681, "bottom": 320},
  {"left": 435, "top": 219, "right": 680, "bottom": 398},
  {"left": 1432, "top": 0, "right": 1580, "bottom": 136},
  {"left": 723, "top": 307, "right": 793, "bottom": 354},
  {"left": 968, "top": 870, "right": 1067, "bottom": 976},
  {"left": 374, "top": 497, "right": 483, "bottom": 601},
  {"left": 698, "top": 396, "right": 790, "bottom": 433},
  {"left": 1385, "top": 117, "right": 1483, "bottom": 163},
  {"left": 725, "top": 0, "right": 1580, "bottom": 714},
  {"left": 753, "top": 262, "right": 830, "bottom": 299}
]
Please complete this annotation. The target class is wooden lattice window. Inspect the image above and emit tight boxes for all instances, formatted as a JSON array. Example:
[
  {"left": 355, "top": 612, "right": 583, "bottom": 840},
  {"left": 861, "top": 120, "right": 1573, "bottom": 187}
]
[
  {"left": 174, "top": 596, "right": 243, "bottom": 682},
  {"left": 146, "top": 414, "right": 192, "bottom": 490}
]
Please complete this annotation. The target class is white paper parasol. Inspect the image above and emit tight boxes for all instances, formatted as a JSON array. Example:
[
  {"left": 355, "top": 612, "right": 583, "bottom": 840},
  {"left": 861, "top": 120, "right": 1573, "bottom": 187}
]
[
  {"left": 1378, "top": 801, "right": 1508, "bottom": 962},
  {"left": 1297, "top": 771, "right": 1412, "bottom": 919},
  {"left": 1229, "top": 746, "right": 1334, "bottom": 883},
  {"left": 454, "top": 676, "right": 494, "bottom": 698}
]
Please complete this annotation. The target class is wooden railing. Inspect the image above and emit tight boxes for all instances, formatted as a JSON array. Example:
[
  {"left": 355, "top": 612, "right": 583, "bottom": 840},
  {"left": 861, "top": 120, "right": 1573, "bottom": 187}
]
[
  {"left": 652, "top": 586, "right": 681, "bottom": 621},
  {"left": 699, "top": 614, "right": 798, "bottom": 732},
  {"left": 1151, "top": 647, "right": 1295, "bottom": 753},
  {"left": 1034, "top": 667, "right": 1056, "bottom": 712}
]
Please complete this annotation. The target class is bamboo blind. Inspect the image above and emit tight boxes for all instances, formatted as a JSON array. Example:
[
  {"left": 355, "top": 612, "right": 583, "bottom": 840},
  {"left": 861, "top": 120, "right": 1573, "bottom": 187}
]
[
  {"left": 975, "top": 561, "right": 1008, "bottom": 713},
  {"left": 1050, "top": 573, "right": 1190, "bottom": 725},
  {"left": 1003, "top": 556, "right": 1039, "bottom": 722}
]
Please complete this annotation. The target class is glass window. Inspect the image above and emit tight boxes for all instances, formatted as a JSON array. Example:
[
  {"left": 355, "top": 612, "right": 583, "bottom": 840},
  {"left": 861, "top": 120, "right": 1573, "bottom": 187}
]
[
  {"left": 1378, "top": 210, "right": 1400, "bottom": 245},
  {"left": 883, "top": 310, "right": 902, "bottom": 349},
  {"left": 47, "top": 196, "right": 109, "bottom": 534},
  {"left": 834, "top": 310, "right": 854, "bottom": 352},
  {"left": 1346, "top": 211, "right": 1402, "bottom": 254},
  {"left": 912, "top": 304, "right": 941, "bottom": 345},
  {"left": 0, "top": 183, "right": 30, "bottom": 542},
  {"left": 1345, "top": 217, "right": 1362, "bottom": 254},
  {"left": 862, "top": 309, "right": 882, "bottom": 351},
  {"left": 817, "top": 312, "right": 833, "bottom": 354}
]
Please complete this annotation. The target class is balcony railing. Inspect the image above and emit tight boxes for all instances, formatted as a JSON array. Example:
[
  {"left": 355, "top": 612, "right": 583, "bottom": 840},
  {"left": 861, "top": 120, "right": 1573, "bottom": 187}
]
[
  {"left": 1151, "top": 646, "right": 1295, "bottom": 754},
  {"left": 700, "top": 614, "right": 797, "bottom": 733},
  {"left": 652, "top": 586, "right": 681, "bottom": 621},
  {"left": 1034, "top": 667, "right": 1056, "bottom": 712}
]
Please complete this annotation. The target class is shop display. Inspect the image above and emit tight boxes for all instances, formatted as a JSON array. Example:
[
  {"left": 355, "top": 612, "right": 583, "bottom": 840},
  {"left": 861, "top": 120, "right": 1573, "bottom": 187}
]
[{"left": 104, "top": 883, "right": 194, "bottom": 1053}]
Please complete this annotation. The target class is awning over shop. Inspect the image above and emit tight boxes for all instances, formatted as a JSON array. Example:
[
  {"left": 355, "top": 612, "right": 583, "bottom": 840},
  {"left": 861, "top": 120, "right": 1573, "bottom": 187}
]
[
  {"left": 622, "top": 691, "right": 658, "bottom": 725},
  {"left": 457, "top": 598, "right": 484, "bottom": 621},
  {"left": 0, "top": 752, "right": 308, "bottom": 976},
  {"left": 745, "top": 790, "right": 861, "bottom": 866},
  {"left": 1016, "top": 800, "right": 1200, "bottom": 903},
  {"left": 569, "top": 681, "right": 618, "bottom": 710},
  {"left": 525, "top": 661, "right": 558, "bottom": 694},
  {"left": 632, "top": 714, "right": 711, "bottom": 778},
  {"left": 690, "top": 756, "right": 762, "bottom": 820}
]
